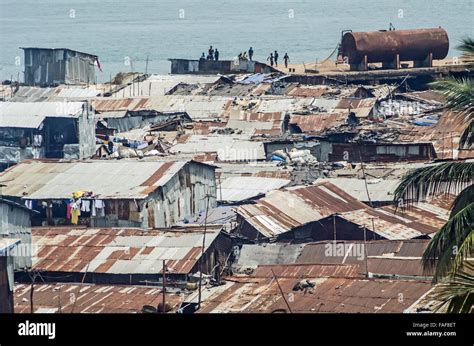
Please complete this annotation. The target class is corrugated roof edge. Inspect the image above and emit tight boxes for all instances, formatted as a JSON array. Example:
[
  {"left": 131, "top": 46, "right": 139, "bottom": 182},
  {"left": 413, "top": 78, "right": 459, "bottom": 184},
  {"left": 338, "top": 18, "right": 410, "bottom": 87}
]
[
  {"left": 0, "top": 197, "right": 39, "bottom": 214},
  {"left": 20, "top": 47, "right": 98, "bottom": 58}
]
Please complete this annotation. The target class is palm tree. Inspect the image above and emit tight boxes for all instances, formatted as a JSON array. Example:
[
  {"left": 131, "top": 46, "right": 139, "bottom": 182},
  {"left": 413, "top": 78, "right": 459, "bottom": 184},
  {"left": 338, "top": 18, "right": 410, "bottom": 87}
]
[{"left": 394, "top": 38, "right": 474, "bottom": 312}]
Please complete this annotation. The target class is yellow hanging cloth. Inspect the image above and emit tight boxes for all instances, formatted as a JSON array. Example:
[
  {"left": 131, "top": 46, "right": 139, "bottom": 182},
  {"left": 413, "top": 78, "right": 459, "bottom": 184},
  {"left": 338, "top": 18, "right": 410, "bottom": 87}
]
[{"left": 71, "top": 208, "right": 81, "bottom": 225}]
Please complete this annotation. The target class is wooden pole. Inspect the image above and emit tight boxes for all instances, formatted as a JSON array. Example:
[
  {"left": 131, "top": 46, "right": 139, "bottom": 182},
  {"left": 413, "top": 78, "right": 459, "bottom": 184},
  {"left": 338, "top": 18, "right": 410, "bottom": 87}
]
[
  {"left": 197, "top": 194, "right": 210, "bottom": 310},
  {"left": 271, "top": 269, "right": 292, "bottom": 313},
  {"left": 162, "top": 260, "right": 166, "bottom": 313}
]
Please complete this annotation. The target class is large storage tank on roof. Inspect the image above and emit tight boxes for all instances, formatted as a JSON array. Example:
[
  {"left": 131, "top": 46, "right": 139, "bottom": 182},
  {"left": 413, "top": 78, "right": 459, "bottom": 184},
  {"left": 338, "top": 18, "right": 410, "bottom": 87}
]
[{"left": 341, "top": 28, "right": 449, "bottom": 64}]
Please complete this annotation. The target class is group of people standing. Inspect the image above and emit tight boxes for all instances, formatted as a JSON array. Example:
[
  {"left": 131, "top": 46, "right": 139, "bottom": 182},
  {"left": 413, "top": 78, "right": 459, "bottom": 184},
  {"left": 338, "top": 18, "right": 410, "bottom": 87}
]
[
  {"left": 199, "top": 46, "right": 290, "bottom": 68},
  {"left": 267, "top": 50, "right": 290, "bottom": 68},
  {"left": 237, "top": 47, "right": 254, "bottom": 62},
  {"left": 200, "top": 45, "right": 220, "bottom": 61}
]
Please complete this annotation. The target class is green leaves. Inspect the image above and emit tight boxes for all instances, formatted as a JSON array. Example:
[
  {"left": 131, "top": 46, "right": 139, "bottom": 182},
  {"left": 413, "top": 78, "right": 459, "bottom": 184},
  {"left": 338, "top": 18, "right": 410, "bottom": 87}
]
[
  {"left": 394, "top": 162, "right": 474, "bottom": 204},
  {"left": 430, "top": 262, "right": 474, "bottom": 313},
  {"left": 430, "top": 78, "right": 474, "bottom": 115},
  {"left": 422, "top": 202, "right": 473, "bottom": 280}
]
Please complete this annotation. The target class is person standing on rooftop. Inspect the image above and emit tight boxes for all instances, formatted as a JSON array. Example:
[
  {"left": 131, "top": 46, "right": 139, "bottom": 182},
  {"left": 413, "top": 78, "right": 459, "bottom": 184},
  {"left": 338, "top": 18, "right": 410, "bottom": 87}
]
[
  {"left": 214, "top": 49, "right": 219, "bottom": 61},
  {"left": 283, "top": 53, "right": 290, "bottom": 68},
  {"left": 249, "top": 47, "right": 254, "bottom": 61},
  {"left": 267, "top": 53, "right": 274, "bottom": 67},
  {"left": 208, "top": 46, "right": 214, "bottom": 60},
  {"left": 274, "top": 50, "right": 279, "bottom": 66}
]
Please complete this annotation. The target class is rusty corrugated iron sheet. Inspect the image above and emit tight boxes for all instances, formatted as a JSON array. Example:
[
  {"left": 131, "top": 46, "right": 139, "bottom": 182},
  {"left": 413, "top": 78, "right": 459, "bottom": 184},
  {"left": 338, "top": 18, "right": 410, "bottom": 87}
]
[
  {"left": 0, "top": 160, "right": 193, "bottom": 199},
  {"left": 14, "top": 283, "right": 183, "bottom": 313},
  {"left": 337, "top": 208, "right": 427, "bottom": 240},
  {"left": 295, "top": 239, "right": 429, "bottom": 265},
  {"left": 335, "top": 98, "right": 376, "bottom": 118},
  {"left": 236, "top": 181, "right": 369, "bottom": 238},
  {"left": 366, "top": 257, "right": 430, "bottom": 277},
  {"left": 31, "top": 226, "right": 222, "bottom": 275},
  {"left": 92, "top": 97, "right": 150, "bottom": 112},
  {"left": 398, "top": 111, "right": 471, "bottom": 159},
  {"left": 289, "top": 113, "right": 347, "bottom": 134},
  {"left": 251, "top": 263, "right": 362, "bottom": 278},
  {"left": 198, "top": 275, "right": 432, "bottom": 313},
  {"left": 286, "top": 85, "right": 334, "bottom": 98}
]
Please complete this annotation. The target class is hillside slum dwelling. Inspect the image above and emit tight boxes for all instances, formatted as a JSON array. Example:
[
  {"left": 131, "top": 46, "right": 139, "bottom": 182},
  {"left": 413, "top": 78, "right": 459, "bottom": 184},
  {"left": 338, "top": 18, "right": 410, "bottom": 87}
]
[
  {"left": 0, "top": 101, "right": 96, "bottom": 169},
  {"left": 0, "top": 26, "right": 473, "bottom": 314}
]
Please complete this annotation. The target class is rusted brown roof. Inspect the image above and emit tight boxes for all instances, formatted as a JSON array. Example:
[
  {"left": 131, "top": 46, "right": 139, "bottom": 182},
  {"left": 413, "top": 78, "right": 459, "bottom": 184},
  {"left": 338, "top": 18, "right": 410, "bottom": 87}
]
[
  {"left": 295, "top": 239, "right": 430, "bottom": 265},
  {"left": 286, "top": 85, "right": 334, "bottom": 98},
  {"left": 93, "top": 97, "right": 150, "bottom": 112},
  {"left": 236, "top": 181, "right": 369, "bottom": 238},
  {"left": 0, "top": 160, "right": 194, "bottom": 199},
  {"left": 398, "top": 111, "right": 472, "bottom": 159},
  {"left": 31, "top": 226, "right": 222, "bottom": 275},
  {"left": 251, "top": 263, "right": 362, "bottom": 279},
  {"left": 14, "top": 283, "right": 182, "bottom": 313},
  {"left": 198, "top": 275, "right": 432, "bottom": 313},
  {"left": 289, "top": 113, "right": 347, "bottom": 134}
]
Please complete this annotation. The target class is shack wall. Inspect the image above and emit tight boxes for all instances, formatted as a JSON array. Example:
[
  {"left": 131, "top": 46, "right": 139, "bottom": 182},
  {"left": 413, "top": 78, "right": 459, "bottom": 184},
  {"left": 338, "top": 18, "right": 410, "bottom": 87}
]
[{"left": 0, "top": 203, "right": 32, "bottom": 269}]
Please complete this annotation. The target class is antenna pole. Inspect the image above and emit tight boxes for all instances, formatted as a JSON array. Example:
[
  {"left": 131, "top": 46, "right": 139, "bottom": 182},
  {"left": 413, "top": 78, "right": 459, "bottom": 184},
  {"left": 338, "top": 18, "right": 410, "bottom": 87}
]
[{"left": 162, "top": 260, "right": 166, "bottom": 313}]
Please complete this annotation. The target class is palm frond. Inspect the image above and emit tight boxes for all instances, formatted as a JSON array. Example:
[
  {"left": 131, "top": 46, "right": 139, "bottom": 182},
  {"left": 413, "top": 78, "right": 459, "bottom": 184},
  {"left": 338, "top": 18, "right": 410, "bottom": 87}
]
[
  {"left": 394, "top": 162, "right": 474, "bottom": 204},
  {"left": 430, "top": 262, "right": 474, "bottom": 313},
  {"left": 429, "top": 77, "right": 474, "bottom": 115},
  {"left": 458, "top": 37, "right": 474, "bottom": 65},
  {"left": 459, "top": 120, "right": 473, "bottom": 149},
  {"left": 422, "top": 202, "right": 474, "bottom": 280},
  {"left": 450, "top": 184, "right": 474, "bottom": 218}
]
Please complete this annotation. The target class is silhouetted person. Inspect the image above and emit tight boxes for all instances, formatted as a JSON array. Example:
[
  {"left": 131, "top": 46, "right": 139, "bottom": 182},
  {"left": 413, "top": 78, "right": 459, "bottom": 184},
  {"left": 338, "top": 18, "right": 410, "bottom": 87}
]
[
  {"left": 208, "top": 46, "right": 214, "bottom": 60},
  {"left": 274, "top": 50, "right": 279, "bottom": 66},
  {"left": 242, "top": 51, "right": 248, "bottom": 61},
  {"left": 200, "top": 52, "right": 206, "bottom": 60},
  {"left": 267, "top": 53, "right": 274, "bottom": 67},
  {"left": 214, "top": 49, "right": 219, "bottom": 61},
  {"left": 283, "top": 53, "right": 290, "bottom": 68},
  {"left": 249, "top": 47, "right": 254, "bottom": 61}
]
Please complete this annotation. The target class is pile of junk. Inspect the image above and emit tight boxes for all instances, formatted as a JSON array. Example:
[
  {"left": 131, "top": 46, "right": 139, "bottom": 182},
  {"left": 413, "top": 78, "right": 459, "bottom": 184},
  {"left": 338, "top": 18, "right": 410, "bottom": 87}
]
[{"left": 270, "top": 148, "right": 318, "bottom": 165}]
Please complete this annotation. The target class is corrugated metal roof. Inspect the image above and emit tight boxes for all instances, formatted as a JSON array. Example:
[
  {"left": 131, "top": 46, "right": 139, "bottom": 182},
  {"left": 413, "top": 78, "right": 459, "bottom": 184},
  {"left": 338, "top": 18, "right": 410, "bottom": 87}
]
[
  {"left": 112, "top": 74, "right": 221, "bottom": 97},
  {"left": 316, "top": 178, "right": 400, "bottom": 203},
  {"left": 397, "top": 111, "right": 471, "bottom": 159},
  {"left": 0, "top": 102, "right": 86, "bottom": 128},
  {"left": 31, "top": 226, "right": 222, "bottom": 275},
  {"left": 366, "top": 257, "right": 429, "bottom": 277},
  {"left": 9, "top": 87, "right": 56, "bottom": 102},
  {"left": 226, "top": 112, "right": 286, "bottom": 136},
  {"left": 14, "top": 283, "right": 183, "bottom": 313},
  {"left": 146, "top": 95, "right": 233, "bottom": 121},
  {"left": 170, "top": 134, "right": 266, "bottom": 162},
  {"left": 93, "top": 97, "right": 149, "bottom": 113},
  {"left": 399, "top": 90, "right": 445, "bottom": 105},
  {"left": 236, "top": 181, "right": 369, "bottom": 238},
  {"left": 0, "top": 159, "right": 193, "bottom": 199},
  {"left": 286, "top": 85, "right": 334, "bottom": 98},
  {"left": 251, "top": 263, "right": 362, "bottom": 278},
  {"left": 335, "top": 98, "right": 376, "bottom": 118},
  {"left": 337, "top": 209, "right": 425, "bottom": 240},
  {"left": 235, "top": 243, "right": 305, "bottom": 269},
  {"left": 10, "top": 86, "right": 101, "bottom": 102},
  {"left": 56, "top": 87, "right": 100, "bottom": 99},
  {"left": 296, "top": 239, "right": 429, "bottom": 264},
  {"left": 218, "top": 176, "right": 290, "bottom": 203},
  {"left": 289, "top": 113, "right": 347, "bottom": 134},
  {"left": 197, "top": 275, "right": 432, "bottom": 313},
  {"left": 381, "top": 203, "right": 449, "bottom": 234},
  {"left": 0, "top": 238, "right": 21, "bottom": 254}
]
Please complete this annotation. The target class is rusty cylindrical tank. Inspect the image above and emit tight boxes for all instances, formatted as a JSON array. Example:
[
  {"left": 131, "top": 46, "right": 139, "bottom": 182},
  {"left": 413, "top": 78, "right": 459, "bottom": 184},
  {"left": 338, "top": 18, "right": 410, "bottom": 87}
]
[{"left": 341, "top": 28, "right": 449, "bottom": 64}]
